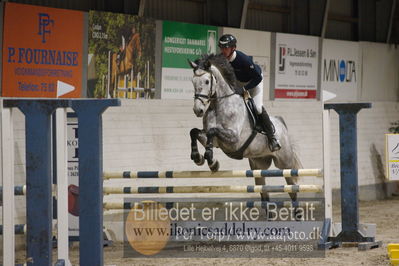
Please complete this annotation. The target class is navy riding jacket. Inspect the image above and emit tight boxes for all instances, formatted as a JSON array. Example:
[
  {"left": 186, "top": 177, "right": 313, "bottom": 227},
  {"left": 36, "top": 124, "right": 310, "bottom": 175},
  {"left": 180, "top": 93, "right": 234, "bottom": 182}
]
[{"left": 229, "top": 50, "right": 262, "bottom": 90}]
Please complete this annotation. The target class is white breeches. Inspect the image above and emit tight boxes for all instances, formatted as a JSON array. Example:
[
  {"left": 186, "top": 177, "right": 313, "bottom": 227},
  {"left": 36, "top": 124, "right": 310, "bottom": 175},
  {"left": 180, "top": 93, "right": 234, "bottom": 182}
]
[
  {"left": 249, "top": 79, "right": 264, "bottom": 114},
  {"left": 238, "top": 76, "right": 264, "bottom": 115}
]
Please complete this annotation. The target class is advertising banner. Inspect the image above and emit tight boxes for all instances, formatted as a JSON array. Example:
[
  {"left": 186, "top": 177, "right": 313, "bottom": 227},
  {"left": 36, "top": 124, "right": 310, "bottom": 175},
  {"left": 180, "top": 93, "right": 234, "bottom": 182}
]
[
  {"left": 2, "top": 2, "right": 84, "bottom": 98},
  {"left": 88, "top": 11, "right": 155, "bottom": 99},
  {"left": 386, "top": 134, "right": 399, "bottom": 180},
  {"left": 322, "top": 39, "right": 360, "bottom": 102},
  {"left": 274, "top": 33, "right": 319, "bottom": 99},
  {"left": 162, "top": 21, "right": 218, "bottom": 99}
]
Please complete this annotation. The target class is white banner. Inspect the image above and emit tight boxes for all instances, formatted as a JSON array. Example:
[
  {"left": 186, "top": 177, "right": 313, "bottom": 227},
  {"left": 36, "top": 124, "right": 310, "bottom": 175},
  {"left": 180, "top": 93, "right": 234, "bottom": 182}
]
[
  {"left": 274, "top": 33, "right": 319, "bottom": 99},
  {"left": 67, "top": 114, "right": 79, "bottom": 237},
  {"left": 322, "top": 39, "right": 360, "bottom": 102},
  {"left": 161, "top": 68, "right": 194, "bottom": 99},
  {"left": 386, "top": 134, "right": 399, "bottom": 180}
]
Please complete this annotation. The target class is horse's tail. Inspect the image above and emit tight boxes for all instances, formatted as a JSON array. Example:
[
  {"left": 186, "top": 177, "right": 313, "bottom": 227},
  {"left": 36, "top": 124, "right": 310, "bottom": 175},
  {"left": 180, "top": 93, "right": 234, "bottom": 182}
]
[
  {"left": 276, "top": 115, "right": 303, "bottom": 169},
  {"left": 291, "top": 145, "right": 303, "bottom": 169},
  {"left": 275, "top": 115, "right": 287, "bottom": 128}
]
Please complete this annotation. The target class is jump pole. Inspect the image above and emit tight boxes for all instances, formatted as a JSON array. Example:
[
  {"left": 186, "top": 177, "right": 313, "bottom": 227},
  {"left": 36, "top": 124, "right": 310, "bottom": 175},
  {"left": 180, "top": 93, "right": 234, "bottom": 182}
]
[
  {"left": 0, "top": 224, "right": 27, "bottom": 235},
  {"left": 103, "top": 184, "right": 323, "bottom": 194},
  {"left": 103, "top": 200, "right": 323, "bottom": 210},
  {"left": 103, "top": 169, "right": 322, "bottom": 179}
]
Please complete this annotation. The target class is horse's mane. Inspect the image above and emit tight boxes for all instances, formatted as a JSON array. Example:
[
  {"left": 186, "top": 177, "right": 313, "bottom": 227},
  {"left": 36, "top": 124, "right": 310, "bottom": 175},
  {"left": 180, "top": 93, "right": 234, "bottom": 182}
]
[{"left": 194, "top": 54, "right": 237, "bottom": 88}]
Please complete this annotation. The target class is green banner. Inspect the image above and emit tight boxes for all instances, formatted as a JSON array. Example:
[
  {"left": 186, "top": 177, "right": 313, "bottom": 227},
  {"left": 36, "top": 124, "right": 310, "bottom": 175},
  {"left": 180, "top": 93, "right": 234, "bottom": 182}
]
[{"left": 162, "top": 21, "right": 218, "bottom": 68}]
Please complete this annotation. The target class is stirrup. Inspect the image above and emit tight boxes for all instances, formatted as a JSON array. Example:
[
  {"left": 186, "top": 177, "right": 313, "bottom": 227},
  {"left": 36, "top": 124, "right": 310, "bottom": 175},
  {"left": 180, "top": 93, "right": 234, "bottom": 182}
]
[{"left": 269, "top": 137, "right": 281, "bottom": 152}]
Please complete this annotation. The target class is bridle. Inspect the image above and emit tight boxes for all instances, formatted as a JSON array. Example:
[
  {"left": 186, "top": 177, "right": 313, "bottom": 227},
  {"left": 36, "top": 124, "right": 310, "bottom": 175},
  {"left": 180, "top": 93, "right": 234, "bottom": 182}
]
[{"left": 193, "top": 70, "right": 235, "bottom": 105}]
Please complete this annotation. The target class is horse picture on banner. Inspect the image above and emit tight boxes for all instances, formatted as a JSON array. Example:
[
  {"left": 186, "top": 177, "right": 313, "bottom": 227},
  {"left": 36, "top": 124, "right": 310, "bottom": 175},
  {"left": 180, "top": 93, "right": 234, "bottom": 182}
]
[
  {"left": 88, "top": 11, "right": 155, "bottom": 99},
  {"left": 109, "top": 26, "right": 142, "bottom": 98}
]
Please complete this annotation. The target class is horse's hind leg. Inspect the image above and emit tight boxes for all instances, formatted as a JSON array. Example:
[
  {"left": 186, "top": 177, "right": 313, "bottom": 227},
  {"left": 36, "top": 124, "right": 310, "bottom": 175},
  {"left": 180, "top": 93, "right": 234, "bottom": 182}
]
[
  {"left": 273, "top": 158, "right": 299, "bottom": 203},
  {"left": 249, "top": 157, "right": 273, "bottom": 202}
]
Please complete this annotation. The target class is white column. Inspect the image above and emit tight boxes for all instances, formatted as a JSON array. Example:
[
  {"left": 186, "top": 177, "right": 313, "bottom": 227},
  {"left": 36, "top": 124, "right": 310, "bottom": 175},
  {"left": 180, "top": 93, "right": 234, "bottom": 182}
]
[
  {"left": 55, "top": 108, "right": 71, "bottom": 266},
  {"left": 107, "top": 50, "right": 111, "bottom": 98},
  {"left": 322, "top": 109, "right": 333, "bottom": 235},
  {"left": 1, "top": 101, "right": 15, "bottom": 266}
]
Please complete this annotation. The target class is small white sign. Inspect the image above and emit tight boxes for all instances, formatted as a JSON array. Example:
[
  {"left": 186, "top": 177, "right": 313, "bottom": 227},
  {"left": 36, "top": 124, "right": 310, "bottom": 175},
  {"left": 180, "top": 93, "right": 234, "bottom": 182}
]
[
  {"left": 161, "top": 68, "right": 194, "bottom": 99},
  {"left": 67, "top": 114, "right": 80, "bottom": 237},
  {"left": 386, "top": 134, "right": 399, "bottom": 180},
  {"left": 57, "top": 80, "right": 76, "bottom": 98},
  {"left": 274, "top": 33, "right": 319, "bottom": 99}
]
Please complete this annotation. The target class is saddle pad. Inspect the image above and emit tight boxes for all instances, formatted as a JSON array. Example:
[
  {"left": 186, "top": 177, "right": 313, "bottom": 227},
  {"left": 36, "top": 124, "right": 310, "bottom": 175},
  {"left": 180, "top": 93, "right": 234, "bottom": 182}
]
[{"left": 244, "top": 96, "right": 258, "bottom": 129}]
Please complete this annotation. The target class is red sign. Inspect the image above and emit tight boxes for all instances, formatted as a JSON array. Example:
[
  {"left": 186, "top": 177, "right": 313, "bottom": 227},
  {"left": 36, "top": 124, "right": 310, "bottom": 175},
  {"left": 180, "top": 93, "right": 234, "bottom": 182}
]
[
  {"left": 2, "top": 3, "right": 84, "bottom": 98},
  {"left": 274, "top": 89, "right": 317, "bottom": 99}
]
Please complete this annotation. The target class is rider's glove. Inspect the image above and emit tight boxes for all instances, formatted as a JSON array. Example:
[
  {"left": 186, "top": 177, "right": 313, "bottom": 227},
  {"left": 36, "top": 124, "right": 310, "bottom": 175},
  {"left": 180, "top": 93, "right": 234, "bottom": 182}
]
[{"left": 235, "top": 86, "right": 245, "bottom": 95}]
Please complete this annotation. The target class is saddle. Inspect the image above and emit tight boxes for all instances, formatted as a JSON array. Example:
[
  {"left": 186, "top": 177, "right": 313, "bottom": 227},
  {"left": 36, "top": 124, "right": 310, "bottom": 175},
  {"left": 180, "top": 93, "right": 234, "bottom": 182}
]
[
  {"left": 226, "top": 90, "right": 264, "bottom": 160},
  {"left": 243, "top": 90, "right": 264, "bottom": 133}
]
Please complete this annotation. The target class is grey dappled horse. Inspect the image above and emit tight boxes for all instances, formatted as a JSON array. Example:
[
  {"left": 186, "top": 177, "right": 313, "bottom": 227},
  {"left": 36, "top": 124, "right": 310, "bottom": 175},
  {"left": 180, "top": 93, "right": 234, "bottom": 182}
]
[{"left": 188, "top": 54, "right": 302, "bottom": 202}]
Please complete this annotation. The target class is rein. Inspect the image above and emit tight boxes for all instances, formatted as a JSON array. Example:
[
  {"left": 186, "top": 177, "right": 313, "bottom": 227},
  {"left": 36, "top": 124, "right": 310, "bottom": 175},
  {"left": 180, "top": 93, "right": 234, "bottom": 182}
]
[{"left": 193, "top": 70, "right": 236, "bottom": 103}]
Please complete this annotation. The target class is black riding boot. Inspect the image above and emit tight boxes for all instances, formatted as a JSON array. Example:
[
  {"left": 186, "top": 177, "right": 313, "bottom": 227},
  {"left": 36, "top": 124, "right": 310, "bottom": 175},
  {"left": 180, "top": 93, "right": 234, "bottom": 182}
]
[{"left": 259, "top": 107, "right": 281, "bottom": 152}]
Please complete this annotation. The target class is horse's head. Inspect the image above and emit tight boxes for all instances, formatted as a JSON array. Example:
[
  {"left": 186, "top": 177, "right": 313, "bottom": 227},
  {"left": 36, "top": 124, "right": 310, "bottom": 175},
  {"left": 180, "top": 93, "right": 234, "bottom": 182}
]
[{"left": 188, "top": 58, "right": 216, "bottom": 117}]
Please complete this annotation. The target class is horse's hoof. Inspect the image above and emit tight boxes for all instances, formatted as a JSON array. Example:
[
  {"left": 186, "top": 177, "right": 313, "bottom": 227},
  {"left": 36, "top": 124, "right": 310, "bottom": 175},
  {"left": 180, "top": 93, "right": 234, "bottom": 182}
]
[
  {"left": 209, "top": 160, "right": 219, "bottom": 172},
  {"left": 194, "top": 154, "right": 205, "bottom": 166},
  {"left": 191, "top": 151, "right": 199, "bottom": 160}
]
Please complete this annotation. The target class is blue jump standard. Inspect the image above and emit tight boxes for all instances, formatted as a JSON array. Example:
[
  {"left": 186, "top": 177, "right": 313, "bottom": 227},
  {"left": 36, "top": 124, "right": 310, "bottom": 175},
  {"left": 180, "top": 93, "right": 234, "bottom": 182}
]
[
  {"left": 324, "top": 103, "right": 380, "bottom": 248},
  {"left": 4, "top": 99, "right": 120, "bottom": 266},
  {"left": 72, "top": 100, "right": 120, "bottom": 266},
  {"left": 5, "top": 99, "right": 70, "bottom": 266}
]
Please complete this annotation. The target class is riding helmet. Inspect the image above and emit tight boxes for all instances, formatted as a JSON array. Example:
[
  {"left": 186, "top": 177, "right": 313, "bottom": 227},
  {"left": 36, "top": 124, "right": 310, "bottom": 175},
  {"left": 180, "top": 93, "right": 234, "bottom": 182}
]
[{"left": 218, "top": 34, "right": 237, "bottom": 48}]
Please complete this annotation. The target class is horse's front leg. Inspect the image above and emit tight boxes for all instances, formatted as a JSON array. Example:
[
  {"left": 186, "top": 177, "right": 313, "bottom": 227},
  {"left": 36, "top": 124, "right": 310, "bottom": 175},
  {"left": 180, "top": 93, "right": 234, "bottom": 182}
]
[
  {"left": 190, "top": 128, "right": 205, "bottom": 166},
  {"left": 203, "top": 128, "right": 219, "bottom": 172},
  {"left": 204, "top": 127, "right": 239, "bottom": 172}
]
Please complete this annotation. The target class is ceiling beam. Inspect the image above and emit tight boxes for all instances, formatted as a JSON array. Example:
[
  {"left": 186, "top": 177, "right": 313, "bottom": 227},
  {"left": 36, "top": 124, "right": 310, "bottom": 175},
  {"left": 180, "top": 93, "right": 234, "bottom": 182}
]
[
  {"left": 240, "top": 0, "right": 249, "bottom": 28},
  {"left": 248, "top": 3, "right": 290, "bottom": 14},
  {"left": 321, "top": 0, "right": 330, "bottom": 38},
  {"left": 138, "top": 0, "right": 146, "bottom": 16},
  {"left": 387, "top": 0, "right": 397, "bottom": 43}
]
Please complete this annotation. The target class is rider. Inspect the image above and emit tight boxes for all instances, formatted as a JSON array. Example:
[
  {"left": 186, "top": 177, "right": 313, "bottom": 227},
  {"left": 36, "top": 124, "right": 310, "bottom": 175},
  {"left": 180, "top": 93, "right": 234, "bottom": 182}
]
[
  {"left": 116, "top": 26, "right": 142, "bottom": 67},
  {"left": 218, "top": 34, "right": 281, "bottom": 152}
]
